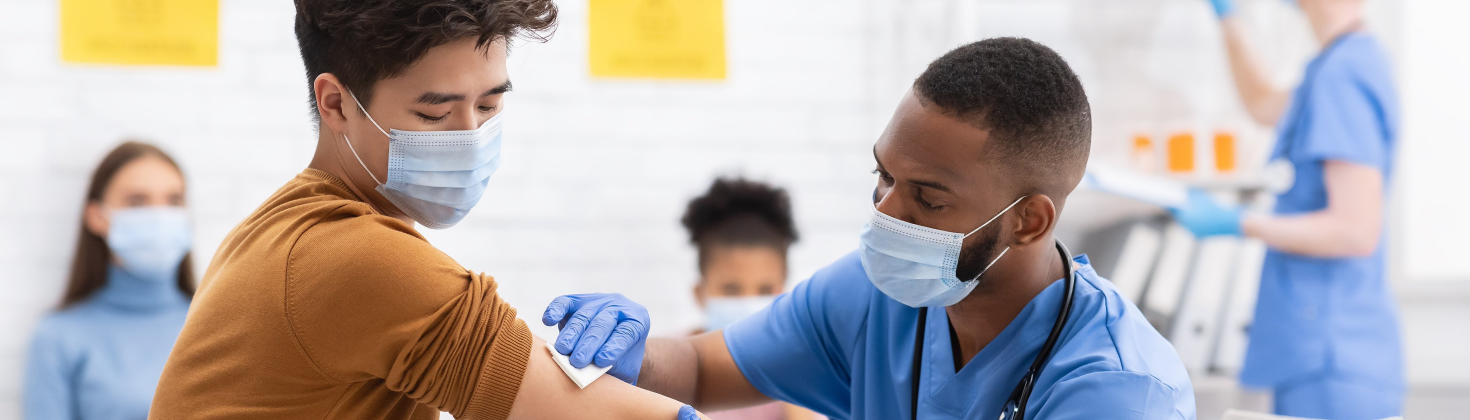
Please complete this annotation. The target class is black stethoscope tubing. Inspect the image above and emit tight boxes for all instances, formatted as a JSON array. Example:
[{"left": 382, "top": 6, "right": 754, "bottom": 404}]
[{"left": 909, "top": 239, "right": 1076, "bottom": 420}]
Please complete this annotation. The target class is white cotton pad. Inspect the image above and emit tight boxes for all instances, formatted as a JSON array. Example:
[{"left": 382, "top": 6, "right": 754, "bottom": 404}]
[{"left": 547, "top": 345, "right": 612, "bottom": 389}]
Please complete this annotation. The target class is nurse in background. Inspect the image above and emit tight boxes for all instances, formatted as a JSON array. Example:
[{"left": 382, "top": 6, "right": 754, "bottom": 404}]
[
  {"left": 680, "top": 178, "right": 820, "bottom": 420},
  {"left": 1173, "top": 0, "right": 1403, "bottom": 418},
  {"left": 25, "top": 142, "right": 195, "bottom": 420}
]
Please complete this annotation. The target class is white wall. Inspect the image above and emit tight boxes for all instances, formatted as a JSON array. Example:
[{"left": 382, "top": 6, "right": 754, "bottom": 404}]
[
  {"left": 1, "top": 0, "right": 1466, "bottom": 418},
  {"left": 0, "top": 0, "right": 880, "bottom": 416}
]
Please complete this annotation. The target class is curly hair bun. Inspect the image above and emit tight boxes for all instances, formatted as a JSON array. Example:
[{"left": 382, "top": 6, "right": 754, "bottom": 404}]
[{"left": 681, "top": 177, "right": 798, "bottom": 252}]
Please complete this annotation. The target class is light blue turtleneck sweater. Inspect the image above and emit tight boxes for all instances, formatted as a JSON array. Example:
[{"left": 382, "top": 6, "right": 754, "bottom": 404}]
[{"left": 24, "top": 266, "right": 190, "bottom": 420}]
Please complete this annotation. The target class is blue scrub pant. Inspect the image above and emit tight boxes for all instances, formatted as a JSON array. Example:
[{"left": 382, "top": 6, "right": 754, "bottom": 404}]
[{"left": 1274, "top": 373, "right": 1403, "bottom": 420}]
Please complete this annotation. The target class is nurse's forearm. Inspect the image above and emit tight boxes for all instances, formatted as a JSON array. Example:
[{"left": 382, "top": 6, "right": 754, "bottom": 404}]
[
  {"left": 1242, "top": 213, "right": 1372, "bottom": 257},
  {"left": 639, "top": 337, "right": 701, "bottom": 403},
  {"left": 639, "top": 332, "right": 771, "bottom": 410},
  {"left": 1221, "top": 17, "right": 1290, "bottom": 126},
  {"left": 1242, "top": 161, "right": 1383, "bottom": 258}
]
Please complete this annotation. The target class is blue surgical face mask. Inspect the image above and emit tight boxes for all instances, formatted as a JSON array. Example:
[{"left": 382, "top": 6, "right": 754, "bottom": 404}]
[
  {"left": 343, "top": 90, "right": 503, "bottom": 229},
  {"left": 859, "top": 196, "right": 1025, "bottom": 307},
  {"left": 703, "top": 295, "right": 776, "bottom": 331},
  {"left": 107, "top": 206, "right": 192, "bottom": 281}
]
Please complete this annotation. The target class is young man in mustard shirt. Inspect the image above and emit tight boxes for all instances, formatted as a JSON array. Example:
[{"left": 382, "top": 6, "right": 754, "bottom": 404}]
[{"left": 150, "top": 1, "right": 701, "bottom": 419}]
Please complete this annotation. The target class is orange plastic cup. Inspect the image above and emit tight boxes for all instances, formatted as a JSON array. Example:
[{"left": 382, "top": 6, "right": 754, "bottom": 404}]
[
  {"left": 1214, "top": 131, "right": 1236, "bottom": 172},
  {"left": 1167, "top": 132, "right": 1195, "bottom": 173}
]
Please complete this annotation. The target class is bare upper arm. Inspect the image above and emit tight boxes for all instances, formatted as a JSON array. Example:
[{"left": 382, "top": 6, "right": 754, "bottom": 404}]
[
  {"left": 1322, "top": 159, "right": 1385, "bottom": 254},
  {"left": 507, "top": 336, "right": 704, "bottom": 420}
]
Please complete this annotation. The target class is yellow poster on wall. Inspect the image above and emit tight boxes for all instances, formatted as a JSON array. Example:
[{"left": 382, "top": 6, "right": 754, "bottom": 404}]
[
  {"left": 61, "top": 0, "right": 219, "bottom": 66},
  {"left": 588, "top": 0, "right": 726, "bottom": 80}
]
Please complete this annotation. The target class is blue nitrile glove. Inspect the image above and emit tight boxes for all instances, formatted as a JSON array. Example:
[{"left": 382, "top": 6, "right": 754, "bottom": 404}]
[
  {"left": 678, "top": 405, "right": 700, "bottom": 420},
  {"left": 542, "top": 293, "right": 650, "bottom": 384},
  {"left": 1169, "top": 189, "right": 1243, "bottom": 237},
  {"left": 1206, "top": 0, "right": 1235, "bottom": 18}
]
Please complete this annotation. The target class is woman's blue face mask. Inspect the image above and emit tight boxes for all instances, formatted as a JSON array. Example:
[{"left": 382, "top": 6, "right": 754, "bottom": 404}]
[{"left": 107, "top": 206, "right": 192, "bottom": 281}]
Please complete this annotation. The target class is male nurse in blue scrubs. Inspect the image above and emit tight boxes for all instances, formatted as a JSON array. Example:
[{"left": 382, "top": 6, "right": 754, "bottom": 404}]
[
  {"left": 1171, "top": 0, "right": 1404, "bottom": 418},
  {"left": 547, "top": 38, "right": 1195, "bottom": 419}
]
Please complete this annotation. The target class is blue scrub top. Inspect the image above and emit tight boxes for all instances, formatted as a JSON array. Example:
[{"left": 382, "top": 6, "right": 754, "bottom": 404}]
[
  {"left": 1240, "top": 32, "right": 1404, "bottom": 389},
  {"left": 725, "top": 251, "right": 1195, "bottom": 419}
]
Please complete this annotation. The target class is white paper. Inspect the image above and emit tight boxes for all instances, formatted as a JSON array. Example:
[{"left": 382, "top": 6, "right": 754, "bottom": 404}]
[
  {"left": 1081, "top": 165, "right": 1189, "bottom": 208},
  {"left": 547, "top": 345, "right": 612, "bottom": 389}
]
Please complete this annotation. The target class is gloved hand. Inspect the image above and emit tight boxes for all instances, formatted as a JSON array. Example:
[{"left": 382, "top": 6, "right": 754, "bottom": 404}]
[
  {"left": 1169, "top": 189, "right": 1243, "bottom": 238},
  {"left": 1205, "top": 0, "right": 1235, "bottom": 18},
  {"left": 678, "top": 405, "right": 701, "bottom": 420},
  {"left": 542, "top": 293, "right": 650, "bottom": 384}
]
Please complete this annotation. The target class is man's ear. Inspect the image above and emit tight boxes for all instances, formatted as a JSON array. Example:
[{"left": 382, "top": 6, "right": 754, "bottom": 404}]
[
  {"left": 314, "top": 73, "right": 350, "bottom": 137},
  {"left": 1010, "top": 194, "right": 1057, "bottom": 247}
]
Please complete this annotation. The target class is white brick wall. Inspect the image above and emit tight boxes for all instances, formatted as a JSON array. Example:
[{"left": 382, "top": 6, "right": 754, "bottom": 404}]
[{"left": 6, "top": 0, "right": 1461, "bottom": 419}]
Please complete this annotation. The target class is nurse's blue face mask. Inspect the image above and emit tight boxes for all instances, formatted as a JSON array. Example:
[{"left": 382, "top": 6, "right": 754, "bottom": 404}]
[
  {"left": 859, "top": 196, "right": 1026, "bottom": 307},
  {"left": 341, "top": 90, "right": 503, "bottom": 229}
]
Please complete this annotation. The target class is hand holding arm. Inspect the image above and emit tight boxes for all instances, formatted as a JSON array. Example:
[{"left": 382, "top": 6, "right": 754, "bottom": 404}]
[{"left": 541, "top": 293, "right": 649, "bottom": 384}]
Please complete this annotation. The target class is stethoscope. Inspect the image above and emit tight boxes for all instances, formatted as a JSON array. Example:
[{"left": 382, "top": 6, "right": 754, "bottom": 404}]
[{"left": 908, "top": 239, "right": 1076, "bottom": 420}]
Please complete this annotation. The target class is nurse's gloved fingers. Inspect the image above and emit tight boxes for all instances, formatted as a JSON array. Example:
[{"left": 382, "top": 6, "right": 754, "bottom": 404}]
[
  {"left": 593, "top": 321, "right": 642, "bottom": 367},
  {"left": 571, "top": 310, "right": 620, "bottom": 368},
  {"left": 542, "top": 295, "right": 576, "bottom": 327},
  {"left": 554, "top": 302, "right": 604, "bottom": 356},
  {"left": 677, "top": 405, "right": 701, "bottom": 420}
]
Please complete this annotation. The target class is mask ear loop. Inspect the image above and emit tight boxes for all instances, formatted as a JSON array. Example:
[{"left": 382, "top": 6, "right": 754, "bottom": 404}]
[
  {"left": 347, "top": 89, "right": 391, "bottom": 137},
  {"left": 338, "top": 89, "right": 389, "bottom": 187},
  {"left": 964, "top": 195, "right": 1027, "bottom": 238},
  {"left": 340, "top": 133, "right": 384, "bottom": 186},
  {"left": 962, "top": 195, "right": 1028, "bottom": 282}
]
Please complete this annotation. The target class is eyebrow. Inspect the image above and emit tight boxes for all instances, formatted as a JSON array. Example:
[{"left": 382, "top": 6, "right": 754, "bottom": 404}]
[
  {"left": 414, "top": 80, "right": 514, "bottom": 105},
  {"left": 873, "top": 147, "right": 953, "bottom": 193}
]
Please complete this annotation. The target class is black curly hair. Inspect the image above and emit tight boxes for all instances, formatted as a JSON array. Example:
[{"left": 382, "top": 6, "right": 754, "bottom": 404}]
[
  {"left": 294, "top": 0, "right": 558, "bottom": 120},
  {"left": 681, "top": 177, "right": 798, "bottom": 272},
  {"left": 914, "top": 37, "right": 1091, "bottom": 196}
]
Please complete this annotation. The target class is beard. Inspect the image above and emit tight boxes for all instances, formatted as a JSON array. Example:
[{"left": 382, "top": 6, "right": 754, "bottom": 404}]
[{"left": 954, "top": 221, "right": 1003, "bottom": 286}]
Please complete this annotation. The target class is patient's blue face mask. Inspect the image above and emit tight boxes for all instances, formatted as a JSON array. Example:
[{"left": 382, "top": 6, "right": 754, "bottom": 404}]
[
  {"left": 859, "top": 196, "right": 1025, "bottom": 307},
  {"left": 342, "top": 90, "right": 503, "bottom": 229},
  {"left": 107, "top": 206, "right": 192, "bottom": 281}
]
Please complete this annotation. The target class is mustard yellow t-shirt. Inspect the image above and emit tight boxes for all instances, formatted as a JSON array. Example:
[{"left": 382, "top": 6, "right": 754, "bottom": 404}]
[{"left": 151, "top": 169, "right": 531, "bottom": 419}]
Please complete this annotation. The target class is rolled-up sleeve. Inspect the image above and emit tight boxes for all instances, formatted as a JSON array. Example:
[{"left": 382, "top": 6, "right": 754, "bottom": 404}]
[{"left": 286, "top": 216, "right": 532, "bottom": 420}]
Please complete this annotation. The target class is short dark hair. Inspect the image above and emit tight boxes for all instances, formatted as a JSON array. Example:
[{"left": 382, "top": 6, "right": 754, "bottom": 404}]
[
  {"left": 681, "top": 177, "right": 798, "bottom": 272},
  {"left": 293, "top": 0, "right": 558, "bottom": 119},
  {"left": 914, "top": 37, "right": 1091, "bottom": 196}
]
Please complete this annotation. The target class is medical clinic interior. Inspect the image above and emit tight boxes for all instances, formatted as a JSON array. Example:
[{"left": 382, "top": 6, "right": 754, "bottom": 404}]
[{"left": 1, "top": 0, "right": 1468, "bottom": 419}]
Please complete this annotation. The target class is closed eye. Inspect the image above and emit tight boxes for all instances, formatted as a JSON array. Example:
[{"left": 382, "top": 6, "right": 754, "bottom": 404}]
[
  {"left": 478, "top": 105, "right": 496, "bottom": 112},
  {"left": 872, "top": 168, "right": 894, "bottom": 183},
  {"left": 916, "top": 190, "right": 943, "bottom": 210},
  {"left": 416, "top": 112, "right": 447, "bottom": 122}
]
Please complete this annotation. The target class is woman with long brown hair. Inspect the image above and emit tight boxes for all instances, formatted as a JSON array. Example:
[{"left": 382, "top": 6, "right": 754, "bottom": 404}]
[{"left": 24, "top": 141, "right": 195, "bottom": 420}]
